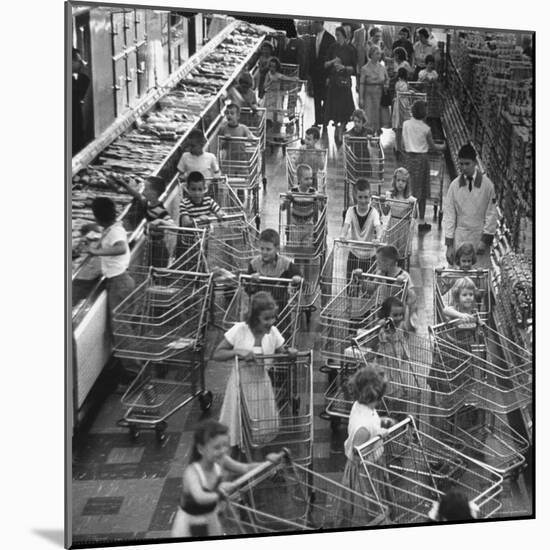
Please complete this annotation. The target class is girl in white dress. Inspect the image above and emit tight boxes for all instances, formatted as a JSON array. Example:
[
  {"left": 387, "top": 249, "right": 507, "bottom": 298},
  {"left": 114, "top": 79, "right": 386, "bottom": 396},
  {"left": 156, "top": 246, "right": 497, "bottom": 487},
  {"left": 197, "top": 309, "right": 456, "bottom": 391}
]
[{"left": 213, "top": 291, "right": 296, "bottom": 450}]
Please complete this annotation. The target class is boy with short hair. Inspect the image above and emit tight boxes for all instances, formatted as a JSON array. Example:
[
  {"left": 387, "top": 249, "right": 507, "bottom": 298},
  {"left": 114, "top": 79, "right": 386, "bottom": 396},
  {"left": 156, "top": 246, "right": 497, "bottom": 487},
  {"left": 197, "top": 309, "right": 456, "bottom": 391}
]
[
  {"left": 248, "top": 229, "right": 302, "bottom": 331},
  {"left": 221, "top": 103, "right": 254, "bottom": 139},
  {"left": 180, "top": 171, "right": 224, "bottom": 227},
  {"left": 177, "top": 129, "right": 220, "bottom": 181}
]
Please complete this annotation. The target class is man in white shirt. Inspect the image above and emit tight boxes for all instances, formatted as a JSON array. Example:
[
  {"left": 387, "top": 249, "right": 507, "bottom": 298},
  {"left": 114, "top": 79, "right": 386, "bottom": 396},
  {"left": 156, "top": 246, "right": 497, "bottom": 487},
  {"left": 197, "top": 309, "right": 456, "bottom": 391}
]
[
  {"left": 309, "top": 20, "right": 335, "bottom": 128},
  {"left": 443, "top": 144, "right": 498, "bottom": 268}
]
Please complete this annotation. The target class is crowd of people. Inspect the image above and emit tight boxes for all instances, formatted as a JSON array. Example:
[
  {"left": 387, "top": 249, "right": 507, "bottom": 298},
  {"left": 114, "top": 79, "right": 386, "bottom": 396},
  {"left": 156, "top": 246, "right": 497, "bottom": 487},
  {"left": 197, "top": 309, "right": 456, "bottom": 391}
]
[{"left": 76, "top": 22, "right": 505, "bottom": 538}]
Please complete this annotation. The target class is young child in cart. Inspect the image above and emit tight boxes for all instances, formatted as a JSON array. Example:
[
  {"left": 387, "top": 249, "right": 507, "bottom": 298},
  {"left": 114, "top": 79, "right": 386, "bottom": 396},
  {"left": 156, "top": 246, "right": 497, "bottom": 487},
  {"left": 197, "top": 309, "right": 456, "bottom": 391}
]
[
  {"left": 443, "top": 276, "right": 483, "bottom": 330},
  {"left": 213, "top": 293, "right": 298, "bottom": 453},
  {"left": 115, "top": 175, "right": 176, "bottom": 268},
  {"left": 340, "top": 365, "right": 395, "bottom": 524},
  {"left": 282, "top": 164, "right": 321, "bottom": 284},
  {"left": 375, "top": 245, "right": 418, "bottom": 331},
  {"left": 171, "top": 418, "right": 283, "bottom": 538},
  {"left": 177, "top": 129, "right": 221, "bottom": 181},
  {"left": 300, "top": 126, "right": 326, "bottom": 192},
  {"left": 428, "top": 487, "right": 480, "bottom": 522}
]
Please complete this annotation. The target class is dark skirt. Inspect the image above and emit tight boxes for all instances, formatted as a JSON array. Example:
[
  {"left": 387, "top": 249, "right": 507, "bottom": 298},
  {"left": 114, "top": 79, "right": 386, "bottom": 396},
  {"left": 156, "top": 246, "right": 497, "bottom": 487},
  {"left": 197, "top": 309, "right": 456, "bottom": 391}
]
[
  {"left": 325, "top": 82, "right": 356, "bottom": 124},
  {"left": 405, "top": 152, "right": 431, "bottom": 200}
]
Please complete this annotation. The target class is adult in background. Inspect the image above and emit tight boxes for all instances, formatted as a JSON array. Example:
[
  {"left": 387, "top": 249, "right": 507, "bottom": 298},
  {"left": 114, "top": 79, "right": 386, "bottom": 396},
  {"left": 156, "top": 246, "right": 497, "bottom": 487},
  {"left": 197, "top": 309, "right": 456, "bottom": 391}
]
[
  {"left": 367, "top": 26, "right": 388, "bottom": 62},
  {"left": 309, "top": 20, "right": 336, "bottom": 129},
  {"left": 352, "top": 22, "right": 368, "bottom": 91},
  {"left": 359, "top": 45, "right": 389, "bottom": 136},
  {"left": 412, "top": 28, "right": 437, "bottom": 80},
  {"left": 324, "top": 26, "right": 357, "bottom": 145},
  {"left": 392, "top": 27, "right": 414, "bottom": 64},
  {"left": 72, "top": 47, "right": 90, "bottom": 156},
  {"left": 402, "top": 100, "right": 445, "bottom": 232},
  {"left": 443, "top": 144, "right": 497, "bottom": 268}
]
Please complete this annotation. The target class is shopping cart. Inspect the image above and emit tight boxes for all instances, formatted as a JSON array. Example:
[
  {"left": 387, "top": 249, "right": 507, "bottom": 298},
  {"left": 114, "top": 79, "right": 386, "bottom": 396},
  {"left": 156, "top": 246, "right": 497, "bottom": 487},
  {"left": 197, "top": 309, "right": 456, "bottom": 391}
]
[
  {"left": 285, "top": 147, "right": 328, "bottom": 193},
  {"left": 434, "top": 268, "right": 491, "bottom": 324},
  {"left": 320, "top": 276, "right": 409, "bottom": 426},
  {"left": 319, "top": 238, "right": 380, "bottom": 313},
  {"left": 430, "top": 319, "right": 532, "bottom": 416},
  {"left": 222, "top": 274, "right": 303, "bottom": 347},
  {"left": 371, "top": 196, "right": 417, "bottom": 271},
  {"left": 395, "top": 89, "right": 427, "bottom": 127},
  {"left": 239, "top": 107, "right": 267, "bottom": 190},
  {"left": 217, "top": 135, "right": 262, "bottom": 229},
  {"left": 348, "top": 321, "right": 530, "bottom": 476},
  {"left": 342, "top": 135, "right": 385, "bottom": 219},
  {"left": 112, "top": 268, "right": 213, "bottom": 441},
  {"left": 128, "top": 225, "right": 207, "bottom": 285},
  {"left": 264, "top": 77, "right": 306, "bottom": 153},
  {"left": 234, "top": 353, "right": 313, "bottom": 466},
  {"left": 198, "top": 213, "right": 259, "bottom": 328},
  {"left": 355, "top": 416, "right": 503, "bottom": 524},
  {"left": 221, "top": 449, "right": 388, "bottom": 534},
  {"left": 409, "top": 81, "right": 444, "bottom": 119},
  {"left": 279, "top": 192, "right": 327, "bottom": 325}
]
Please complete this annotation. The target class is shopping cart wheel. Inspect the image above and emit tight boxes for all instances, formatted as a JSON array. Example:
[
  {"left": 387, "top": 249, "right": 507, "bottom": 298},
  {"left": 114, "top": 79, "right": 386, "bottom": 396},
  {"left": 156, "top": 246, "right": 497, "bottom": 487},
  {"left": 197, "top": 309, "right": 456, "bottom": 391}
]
[
  {"left": 199, "top": 390, "right": 213, "bottom": 411},
  {"left": 155, "top": 422, "right": 167, "bottom": 444},
  {"left": 129, "top": 426, "right": 140, "bottom": 442}
]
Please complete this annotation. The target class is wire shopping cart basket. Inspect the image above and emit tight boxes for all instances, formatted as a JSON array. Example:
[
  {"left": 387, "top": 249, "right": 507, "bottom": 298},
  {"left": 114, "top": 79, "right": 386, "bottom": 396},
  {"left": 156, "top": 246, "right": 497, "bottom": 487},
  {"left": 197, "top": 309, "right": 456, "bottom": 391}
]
[
  {"left": 395, "top": 90, "right": 427, "bottom": 129},
  {"left": 434, "top": 268, "right": 491, "bottom": 324},
  {"left": 371, "top": 196, "right": 417, "bottom": 271},
  {"left": 112, "top": 268, "right": 212, "bottom": 362},
  {"left": 430, "top": 320, "right": 532, "bottom": 416},
  {"left": 222, "top": 274, "right": 303, "bottom": 347},
  {"left": 233, "top": 353, "right": 313, "bottom": 466},
  {"left": 112, "top": 268, "right": 213, "bottom": 441},
  {"left": 355, "top": 416, "right": 503, "bottom": 524},
  {"left": 409, "top": 80, "right": 444, "bottom": 119},
  {"left": 320, "top": 276, "right": 409, "bottom": 425},
  {"left": 264, "top": 78, "right": 306, "bottom": 152},
  {"left": 221, "top": 449, "right": 388, "bottom": 534},
  {"left": 279, "top": 192, "right": 327, "bottom": 322},
  {"left": 128, "top": 225, "right": 207, "bottom": 285},
  {"left": 349, "top": 322, "right": 530, "bottom": 476},
  {"left": 319, "top": 238, "right": 381, "bottom": 312},
  {"left": 199, "top": 213, "right": 259, "bottom": 328},
  {"left": 239, "top": 107, "right": 267, "bottom": 190},
  {"left": 217, "top": 136, "right": 262, "bottom": 229},
  {"left": 342, "top": 135, "right": 385, "bottom": 218},
  {"left": 285, "top": 147, "right": 328, "bottom": 193}
]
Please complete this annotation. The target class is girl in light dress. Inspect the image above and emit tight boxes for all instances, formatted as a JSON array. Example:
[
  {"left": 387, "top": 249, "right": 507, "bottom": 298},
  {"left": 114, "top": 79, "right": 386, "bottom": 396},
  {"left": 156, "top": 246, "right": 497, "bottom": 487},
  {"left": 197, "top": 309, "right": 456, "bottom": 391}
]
[
  {"left": 213, "top": 291, "right": 297, "bottom": 451},
  {"left": 391, "top": 67, "right": 410, "bottom": 158},
  {"left": 339, "top": 365, "right": 395, "bottom": 525}
]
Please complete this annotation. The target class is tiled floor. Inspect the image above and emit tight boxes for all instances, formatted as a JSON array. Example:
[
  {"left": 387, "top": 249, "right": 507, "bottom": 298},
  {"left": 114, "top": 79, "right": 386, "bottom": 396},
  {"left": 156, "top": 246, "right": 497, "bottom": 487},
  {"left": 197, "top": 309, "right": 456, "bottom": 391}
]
[{"left": 71, "top": 95, "right": 531, "bottom": 545}]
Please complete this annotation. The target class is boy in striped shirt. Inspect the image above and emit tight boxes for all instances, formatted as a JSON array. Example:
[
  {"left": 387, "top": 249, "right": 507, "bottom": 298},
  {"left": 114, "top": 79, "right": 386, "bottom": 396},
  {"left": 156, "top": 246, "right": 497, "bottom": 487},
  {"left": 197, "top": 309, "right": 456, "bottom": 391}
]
[{"left": 180, "top": 171, "right": 224, "bottom": 227}]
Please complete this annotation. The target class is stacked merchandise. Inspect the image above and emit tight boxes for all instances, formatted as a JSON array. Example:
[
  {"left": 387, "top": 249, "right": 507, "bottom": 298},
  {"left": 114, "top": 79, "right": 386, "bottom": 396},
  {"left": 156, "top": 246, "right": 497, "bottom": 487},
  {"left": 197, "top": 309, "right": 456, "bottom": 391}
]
[
  {"left": 71, "top": 23, "right": 264, "bottom": 275},
  {"left": 492, "top": 252, "right": 532, "bottom": 352},
  {"left": 445, "top": 30, "right": 533, "bottom": 250}
]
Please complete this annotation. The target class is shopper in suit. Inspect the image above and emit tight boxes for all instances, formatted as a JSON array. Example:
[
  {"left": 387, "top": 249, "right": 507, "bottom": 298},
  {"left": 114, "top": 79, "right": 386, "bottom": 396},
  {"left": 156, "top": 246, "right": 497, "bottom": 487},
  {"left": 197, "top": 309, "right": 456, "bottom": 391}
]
[{"left": 309, "top": 20, "right": 336, "bottom": 128}]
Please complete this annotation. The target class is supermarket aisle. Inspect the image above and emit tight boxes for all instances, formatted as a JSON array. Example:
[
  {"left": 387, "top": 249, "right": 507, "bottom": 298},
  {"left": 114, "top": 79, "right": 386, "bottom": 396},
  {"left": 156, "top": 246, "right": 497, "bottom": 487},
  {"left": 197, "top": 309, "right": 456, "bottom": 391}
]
[{"left": 70, "top": 95, "right": 530, "bottom": 545}]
